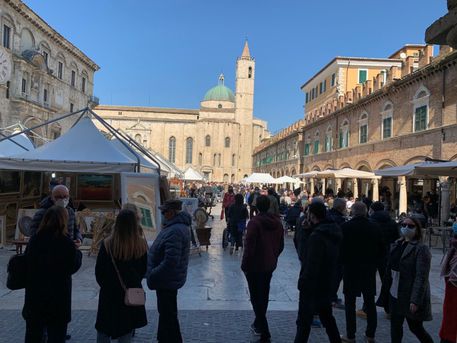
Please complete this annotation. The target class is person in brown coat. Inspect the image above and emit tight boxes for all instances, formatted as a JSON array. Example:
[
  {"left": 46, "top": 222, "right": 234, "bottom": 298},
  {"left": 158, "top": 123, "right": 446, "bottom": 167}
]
[{"left": 241, "top": 195, "right": 284, "bottom": 342}]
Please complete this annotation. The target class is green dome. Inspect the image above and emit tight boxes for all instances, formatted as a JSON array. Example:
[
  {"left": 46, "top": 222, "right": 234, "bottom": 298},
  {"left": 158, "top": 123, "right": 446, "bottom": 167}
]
[{"left": 203, "top": 84, "right": 235, "bottom": 102}]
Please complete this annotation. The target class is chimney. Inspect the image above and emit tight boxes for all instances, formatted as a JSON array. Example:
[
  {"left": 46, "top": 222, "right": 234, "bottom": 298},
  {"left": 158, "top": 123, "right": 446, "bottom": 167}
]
[
  {"left": 439, "top": 45, "right": 454, "bottom": 57},
  {"left": 387, "top": 66, "right": 401, "bottom": 83},
  {"left": 353, "top": 85, "right": 362, "bottom": 101},
  {"left": 418, "top": 45, "right": 434, "bottom": 68},
  {"left": 401, "top": 56, "right": 415, "bottom": 77},
  {"left": 345, "top": 91, "right": 353, "bottom": 104}
]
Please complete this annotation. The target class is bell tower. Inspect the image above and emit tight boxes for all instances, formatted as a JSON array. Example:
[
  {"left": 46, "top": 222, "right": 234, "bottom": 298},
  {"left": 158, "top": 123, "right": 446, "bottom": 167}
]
[{"left": 235, "top": 41, "right": 255, "bottom": 179}]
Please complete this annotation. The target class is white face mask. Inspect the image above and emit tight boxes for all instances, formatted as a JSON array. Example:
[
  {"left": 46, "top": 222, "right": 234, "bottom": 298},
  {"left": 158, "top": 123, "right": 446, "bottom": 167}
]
[{"left": 55, "top": 198, "right": 69, "bottom": 208}]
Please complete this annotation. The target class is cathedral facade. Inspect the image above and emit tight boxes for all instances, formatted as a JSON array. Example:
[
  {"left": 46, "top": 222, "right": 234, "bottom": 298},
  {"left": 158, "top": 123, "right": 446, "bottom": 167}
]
[{"left": 95, "top": 42, "right": 269, "bottom": 182}]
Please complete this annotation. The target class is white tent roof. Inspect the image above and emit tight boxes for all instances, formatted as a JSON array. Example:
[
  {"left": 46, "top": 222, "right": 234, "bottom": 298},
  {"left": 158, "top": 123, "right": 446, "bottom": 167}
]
[
  {"left": 294, "top": 171, "right": 320, "bottom": 178},
  {"left": 183, "top": 167, "right": 205, "bottom": 181},
  {"left": 111, "top": 138, "right": 158, "bottom": 172},
  {"left": 0, "top": 133, "right": 34, "bottom": 157},
  {"left": 375, "top": 161, "right": 457, "bottom": 177},
  {"left": 275, "top": 175, "right": 303, "bottom": 184},
  {"left": 0, "top": 116, "right": 139, "bottom": 173},
  {"left": 244, "top": 172, "right": 279, "bottom": 184},
  {"left": 317, "top": 168, "right": 380, "bottom": 179}
]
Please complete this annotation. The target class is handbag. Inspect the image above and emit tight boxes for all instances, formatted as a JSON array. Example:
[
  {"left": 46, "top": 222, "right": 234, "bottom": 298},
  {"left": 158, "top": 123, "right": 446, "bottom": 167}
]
[
  {"left": 106, "top": 243, "right": 146, "bottom": 307},
  {"left": 7, "top": 254, "right": 27, "bottom": 290}
]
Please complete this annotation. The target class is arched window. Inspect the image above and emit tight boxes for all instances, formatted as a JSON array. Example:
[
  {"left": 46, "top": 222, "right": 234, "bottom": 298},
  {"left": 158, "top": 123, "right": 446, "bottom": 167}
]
[
  {"left": 185, "top": 137, "right": 193, "bottom": 164},
  {"left": 381, "top": 102, "right": 393, "bottom": 139},
  {"left": 135, "top": 134, "right": 142, "bottom": 143},
  {"left": 339, "top": 120, "right": 349, "bottom": 148},
  {"left": 218, "top": 153, "right": 221, "bottom": 167},
  {"left": 205, "top": 135, "right": 211, "bottom": 147},
  {"left": 225, "top": 137, "right": 230, "bottom": 148},
  {"left": 325, "top": 126, "right": 333, "bottom": 152},
  {"left": 359, "top": 112, "right": 368, "bottom": 144},
  {"left": 231, "top": 174, "right": 235, "bottom": 183},
  {"left": 304, "top": 134, "right": 311, "bottom": 156},
  {"left": 232, "top": 154, "right": 236, "bottom": 167},
  {"left": 223, "top": 174, "right": 229, "bottom": 183},
  {"left": 198, "top": 153, "right": 202, "bottom": 165},
  {"left": 168, "top": 136, "right": 176, "bottom": 163},
  {"left": 248, "top": 66, "right": 252, "bottom": 78},
  {"left": 213, "top": 154, "right": 217, "bottom": 166},
  {"left": 413, "top": 86, "right": 430, "bottom": 132},
  {"left": 313, "top": 131, "right": 320, "bottom": 154}
]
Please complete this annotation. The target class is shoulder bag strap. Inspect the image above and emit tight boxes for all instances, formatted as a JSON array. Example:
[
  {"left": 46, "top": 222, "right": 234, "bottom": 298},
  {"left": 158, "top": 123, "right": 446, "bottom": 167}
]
[{"left": 105, "top": 241, "right": 127, "bottom": 291}]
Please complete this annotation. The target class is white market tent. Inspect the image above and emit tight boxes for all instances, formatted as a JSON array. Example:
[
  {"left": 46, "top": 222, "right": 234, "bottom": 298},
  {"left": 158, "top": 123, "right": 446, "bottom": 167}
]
[
  {"left": 183, "top": 167, "right": 205, "bottom": 181},
  {"left": 374, "top": 161, "right": 457, "bottom": 177},
  {"left": 317, "top": 168, "right": 381, "bottom": 179},
  {"left": 0, "top": 133, "right": 34, "bottom": 157},
  {"left": 275, "top": 175, "right": 303, "bottom": 184},
  {"left": 244, "top": 172, "right": 279, "bottom": 184},
  {"left": 111, "top": 138, "right": 158, "bottom": 173},
  {"left": 294, "top": 170, "right": 320, "bottom": 178},
  {"left": 0, "top": 116, "right": 154, "bottom": 173}
]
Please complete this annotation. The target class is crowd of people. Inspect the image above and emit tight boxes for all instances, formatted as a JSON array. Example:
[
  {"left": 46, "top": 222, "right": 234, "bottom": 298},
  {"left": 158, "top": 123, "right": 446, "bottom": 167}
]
[{"left": 13, "top": 180, "right": 457, "bottom": 343}]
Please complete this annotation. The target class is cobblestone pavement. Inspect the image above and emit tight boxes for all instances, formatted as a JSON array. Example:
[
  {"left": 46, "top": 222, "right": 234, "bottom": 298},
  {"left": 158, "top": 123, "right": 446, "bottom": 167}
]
[{"left": 0, "top": 203, "right": 447, "bottom": 342}]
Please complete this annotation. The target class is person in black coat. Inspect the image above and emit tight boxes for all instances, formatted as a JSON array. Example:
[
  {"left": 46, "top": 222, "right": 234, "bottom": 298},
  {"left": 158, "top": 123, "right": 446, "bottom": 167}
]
[
  {"left": 227, "top": 193, "right": 249, "bottom": 253},
  {"left": 294, "top": 202, "right": 342, "bottom": 343},
  {"left": 340, "top": 202, "right": 383, "bottom": 343},
  {"left": 95, "top": 209, "right": 148, "bottom": 342},
  {"left": 23, "top": 206, "right": 82, "bottom": 343}
]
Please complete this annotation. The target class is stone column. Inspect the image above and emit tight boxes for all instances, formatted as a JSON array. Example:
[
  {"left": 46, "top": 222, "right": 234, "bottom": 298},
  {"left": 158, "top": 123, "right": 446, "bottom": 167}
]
[
  {"left": 335, "top": 178, "right": 342, "bottom": 193},
  {"left": 440, "top": 177, "right": 451, "bottom": 224},
  {"left": 353, "top": 178, "right": 358, "bottom": 198},
  {"left": 398, "top": 176, "right": 408, "bottom": 214},
  {"left": 310, "top": 178, "right": 315, "bottom": 195},
  {"left": 372, "top": 178, "right": 379, "bottom": 201},
  {"left": 321, "top": 178, "right": 326, "bottom": 195}
]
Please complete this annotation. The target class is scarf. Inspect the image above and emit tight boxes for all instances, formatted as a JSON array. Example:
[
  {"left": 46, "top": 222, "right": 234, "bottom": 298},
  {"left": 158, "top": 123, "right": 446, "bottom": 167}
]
[{"left": 441, "top": 237, "right": 457, "bottom": 286}]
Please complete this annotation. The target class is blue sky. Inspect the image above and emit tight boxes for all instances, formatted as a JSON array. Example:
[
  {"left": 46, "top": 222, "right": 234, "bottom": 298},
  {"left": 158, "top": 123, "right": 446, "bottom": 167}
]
[{"left": 25, "top": 0, "right": 446, "bottom": 133}]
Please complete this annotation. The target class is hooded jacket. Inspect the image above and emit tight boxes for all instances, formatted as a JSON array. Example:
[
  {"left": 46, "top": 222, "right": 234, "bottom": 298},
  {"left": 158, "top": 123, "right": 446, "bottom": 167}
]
[
  {"left": 241, "top": 212, "right": 284, "bottom": 273},
  {"left": 30, "top": 196, "right": 82, "bottom": 241},
  {"left": 297, "top": 220, "right": 342, "bottom": 307},
  {"left": 147, "top": 211, "right": 191, "bottom": 290},
  {"left": 369, "top": 210, "right": 399, "bottom": 256}
]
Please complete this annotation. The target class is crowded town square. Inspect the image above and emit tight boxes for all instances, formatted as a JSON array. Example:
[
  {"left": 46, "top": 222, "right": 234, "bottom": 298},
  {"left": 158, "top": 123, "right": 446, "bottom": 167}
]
[{"left": 1, "top": 0, "right": 457, "bottom": 342}]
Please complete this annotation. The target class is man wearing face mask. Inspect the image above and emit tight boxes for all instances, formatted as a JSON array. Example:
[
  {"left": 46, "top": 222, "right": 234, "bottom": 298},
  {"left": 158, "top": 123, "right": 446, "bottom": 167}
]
[{"left": 30, "top": 184, "right": 82, "bottom": 245}]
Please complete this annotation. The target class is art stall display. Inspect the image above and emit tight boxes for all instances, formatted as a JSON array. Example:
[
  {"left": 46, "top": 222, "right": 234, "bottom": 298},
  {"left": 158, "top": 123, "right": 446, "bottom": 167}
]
[
  {"left": 15, "top": 208, "right": 39, "bottom": 239},
  {"left": 77, "top": 174, "right": 113, "bottom": 201},
  {"left": 121, "top": 172, "right": 161, "bottom": 240}
]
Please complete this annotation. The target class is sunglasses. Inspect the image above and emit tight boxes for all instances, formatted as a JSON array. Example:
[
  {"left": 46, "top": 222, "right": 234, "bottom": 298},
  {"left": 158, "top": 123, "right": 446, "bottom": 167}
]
[{"left": 401, "top": 223, "right": 416, "bottom": 229}]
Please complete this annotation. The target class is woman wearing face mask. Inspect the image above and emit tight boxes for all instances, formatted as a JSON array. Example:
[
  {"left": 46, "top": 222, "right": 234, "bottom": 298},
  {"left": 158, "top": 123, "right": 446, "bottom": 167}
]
[
  {"left": 385, "top": 217, "right": 433, "bottom": 343},
  {"left": 439, "top": 223, "right": 457, "bottom": 343}
]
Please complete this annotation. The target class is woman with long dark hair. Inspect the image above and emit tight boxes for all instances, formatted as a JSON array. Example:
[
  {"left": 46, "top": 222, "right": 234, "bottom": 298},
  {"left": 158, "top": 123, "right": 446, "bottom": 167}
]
[
  {"left": 227, "top": 193, "right": 249, "bottom": 254},
  {"left": 95, "top": 209, "right": 148, "bottom": 342},
  {"left": 23, "top": 206, "right": 82, "bottom": 343},
  {"left": 386, "top": 216, "right": 433, "bottom": 343}
]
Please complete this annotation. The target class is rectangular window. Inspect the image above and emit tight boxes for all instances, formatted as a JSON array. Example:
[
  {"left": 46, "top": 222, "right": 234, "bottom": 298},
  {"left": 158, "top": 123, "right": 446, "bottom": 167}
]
[
  {"left": 43, "top": 89, "right": 48, "bottom": 103},
  {"left": 21, "top": 78, "right": 26, "bottom": 93},
  {"left": 322, "top": 80, "right": 326, "bottom": 93},
  {"left": 82, "top": 77, "right": 86, "bottom": 93},
  {"left": 415, "top": 106, "right": 427, "bottom": 132},
  {"left": 304, "top": 143, "right": 310, "bottom": 156},
  {"left": 311, "top": 88, "right": 315, "bottom": 100},
  {"left": 305, "top": 92, "right": 308, "bottom": 104},
  {"left": 58, "top": 62, "right": 63, "bottom": 79},
  {"left": 358, "top": 69, "right": 368, "bottom": 84},
  {"left": 71, "top": 70, "right": 76, "bottom": 87},
  {"left": 319, "top": 82, "right": 323, "bottom": 94},
  {"left": 331, "top": 73, "right": 336, "bottom": 87},
  {"left": 383, "top": 117, "right": 392, "bottom": 139},
  {"left": 70, "top": 103, "right": 74, "bottom": 112},
  {"left": 313, "top": 140, "right": 319, "bottom": 154},
  {"left": 315, "top": 85, "right": 319, "bottom": 97},
  {"left": 3, "top": 25, "right": 11, "bottom": 49},
  {"left": 6, "top": 81, "right": 9, "bottom": 98},
  {"left": 339, "top": 130, "right": 349, "bottom": 148},
  {"left": 43, "top": 52, "right": 48, "bottom": 65},
  {"left": 359, "top": 125, "right": 368, "bottom": 143}
]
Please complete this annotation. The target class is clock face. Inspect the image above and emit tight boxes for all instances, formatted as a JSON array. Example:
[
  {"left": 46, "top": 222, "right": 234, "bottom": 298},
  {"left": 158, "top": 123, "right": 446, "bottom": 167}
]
[{"left": 0, "top": 46, "right": 12, "bottom": 84}]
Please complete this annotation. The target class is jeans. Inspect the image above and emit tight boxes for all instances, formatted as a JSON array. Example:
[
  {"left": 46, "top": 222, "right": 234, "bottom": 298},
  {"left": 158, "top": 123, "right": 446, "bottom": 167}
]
[
  {"left": 245, "top": 272, "right": 273, "bottom": 339},
  {"left": 390, "top": 297, "right": 434, "bottom": 343},
  {"left": 294, "top": 291, "right": 341, "bottom": 343},
  {"left": 25, "top": 320, "right": 67, "bottom": 343},
  {"left": 156, "top": 289, "right": 182, "bottom": 343},
  {"left": 344, "top": 292, "right": 377, "bottom": 339},
  {"left": 96, "top": 331, "right": 132, "bottom": 343}
]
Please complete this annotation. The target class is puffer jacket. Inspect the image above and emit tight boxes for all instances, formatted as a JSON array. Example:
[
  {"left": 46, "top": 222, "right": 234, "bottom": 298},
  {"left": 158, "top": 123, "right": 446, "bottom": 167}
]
[
  {"left": 147, "top": 211, "right": 191, "bottom": 290},
  {"left": 30, "top": 196, "right": 82, "bottom": 241}
]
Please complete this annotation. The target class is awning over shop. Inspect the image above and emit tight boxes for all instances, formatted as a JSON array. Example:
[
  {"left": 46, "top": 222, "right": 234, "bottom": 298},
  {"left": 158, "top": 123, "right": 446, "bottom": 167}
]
[
  {"left": 317, "top": 168, "right": 381, "bottom": 179},
  {"left": 244, "top": 173, "right": 279, "bottom": 184},
  {"left": 375, "top": 161, "right": 457, "bottom": 177},
  {"left": 0, "top": 133, "right": 34, "bottom": 157},
  {"left": 275, "top": 175, "right": 303, "bottom": 184},
  {"left": 183, "top": 167, "right": 205, "bottom": 181}
]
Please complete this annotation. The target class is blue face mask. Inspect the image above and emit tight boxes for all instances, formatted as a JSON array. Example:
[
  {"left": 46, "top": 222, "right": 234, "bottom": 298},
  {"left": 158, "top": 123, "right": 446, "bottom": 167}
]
[
  {"left": 400, "top": 226, "right": 416, "bottom": 239},
  {"left": 452, "top": 222, "right": 457, "bottom": 235}
]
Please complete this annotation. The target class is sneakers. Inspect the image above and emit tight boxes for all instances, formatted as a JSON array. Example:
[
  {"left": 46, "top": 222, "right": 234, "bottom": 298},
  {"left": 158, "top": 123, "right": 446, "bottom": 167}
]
[
  {"left": 356, "top": 309, "right": 367, "bottom": 319},
  {"left": 311, "top": 319, "right": 322, "bottom": 328},
  {"left": 250, "top": 324, "right": 261, "bottom": 336},
  {"left": 341, "top": 336, "right": 355, "bottom": 343},
  {"left": 365, "top": 335, "right": 376, "bottom": 342}
]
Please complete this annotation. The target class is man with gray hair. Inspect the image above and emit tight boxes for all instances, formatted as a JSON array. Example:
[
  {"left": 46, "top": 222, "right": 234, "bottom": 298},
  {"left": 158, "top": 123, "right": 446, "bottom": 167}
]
[{"left": 340, "top": 202, "right": 383, "bottom": 343}]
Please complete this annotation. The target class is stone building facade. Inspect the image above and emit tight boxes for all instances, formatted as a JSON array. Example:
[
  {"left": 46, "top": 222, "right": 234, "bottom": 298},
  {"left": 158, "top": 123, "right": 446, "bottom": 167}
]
[
  {"left": 95, "top": 42, "right": 269, "bottom": 183},
  {"left": 252, "top": 119, "right": 304, "bottom": 178},
  {"left": 0, "top": 0, "right": 99, "bottom": 144}
]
